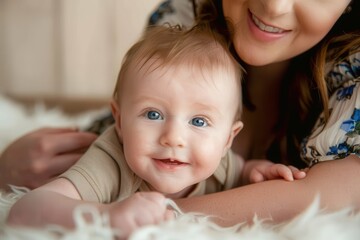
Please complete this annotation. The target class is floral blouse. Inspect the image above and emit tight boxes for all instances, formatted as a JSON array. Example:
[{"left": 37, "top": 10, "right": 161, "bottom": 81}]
[{"left": 301, "top": 51, "right": 360, "bottom": 166}]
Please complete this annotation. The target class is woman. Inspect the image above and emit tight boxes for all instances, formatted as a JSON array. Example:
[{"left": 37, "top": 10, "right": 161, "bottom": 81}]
[
  {"left": 2, "top": 0, "right": 360, "bottom": 226},
  {"left": 149, "top": 0, "right": 360, "bottom": 225}
]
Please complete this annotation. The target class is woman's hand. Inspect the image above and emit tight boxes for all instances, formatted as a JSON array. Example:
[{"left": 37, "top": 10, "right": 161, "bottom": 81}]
[{"left": 0, "top": 127, "right": 98, "bottom": 189}]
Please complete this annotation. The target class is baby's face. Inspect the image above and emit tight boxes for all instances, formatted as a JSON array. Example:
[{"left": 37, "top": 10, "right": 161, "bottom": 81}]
[{"left": 115, "top": 61, "right": 242, "bottom": 197}]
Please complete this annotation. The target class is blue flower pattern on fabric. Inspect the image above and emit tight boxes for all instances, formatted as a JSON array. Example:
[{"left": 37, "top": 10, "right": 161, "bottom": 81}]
[
  {"left": 353, "top": 57, "right": 360, "bottom": 74},
  {"left": 340, "top": 108, "right": 360, "bottom": 137},
  {"left": 323, "top": 98, "right": 360, "bottom": 161},
  {"left": 327, "top": 142, "right": 350, "bottom": 156},
  {"left": 336, "top": 84, "right": 355, "bottom": 100},
  {"left": 328, "top": 55, "right": 360, "bottom": 90},
  {"left": 301, "top": 52, "right": 360, "bottom": 166},
  {"left": 148, "top": 0, "right": 174, "bottom": 26}
]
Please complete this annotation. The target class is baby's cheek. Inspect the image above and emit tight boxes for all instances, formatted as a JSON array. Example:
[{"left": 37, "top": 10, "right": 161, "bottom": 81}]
[{"left": 194, "top": 145, "right": 223, "bottom": 170}]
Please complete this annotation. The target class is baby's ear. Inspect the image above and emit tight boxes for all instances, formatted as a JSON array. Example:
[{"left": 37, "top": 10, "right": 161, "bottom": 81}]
[
  {"left": 222, "top": 120, "right": 243, "bottom": 157},
  {"left": 110, "top": 99, "right": 122, "bottom": 139}
]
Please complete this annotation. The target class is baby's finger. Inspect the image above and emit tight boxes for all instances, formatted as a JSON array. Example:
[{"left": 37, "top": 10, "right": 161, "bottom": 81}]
[
  {"left": 165, "top": 209, "right": 176, "bottom": 221},
  {"left": 139, "top": 192, "right": 168, "bottom": 223},
  {"left": 288, "top": 165, "right": 307, "bottom": 179},
  {"left": 249, "top": 169, "right": 266, "bottom": 183},
  {"left": 269, "top": 164, "right": 294, "bottom": 181},
  {"left": 139, "top": 192, "right": 167, "bottom": 206}
]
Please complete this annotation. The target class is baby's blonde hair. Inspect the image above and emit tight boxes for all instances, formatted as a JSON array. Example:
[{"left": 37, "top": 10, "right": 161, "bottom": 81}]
[{"left": 113, "top": 24, "right": 243, "bottom": 119}]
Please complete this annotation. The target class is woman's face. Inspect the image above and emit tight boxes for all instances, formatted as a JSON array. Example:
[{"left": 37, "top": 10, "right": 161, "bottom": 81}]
[{"left": 222, "top": 0, "right": 351, "bottom": 66}]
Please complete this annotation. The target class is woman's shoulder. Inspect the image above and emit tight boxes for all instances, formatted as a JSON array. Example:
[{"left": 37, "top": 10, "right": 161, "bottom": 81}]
[
  {"left": 326, "top": 50, "right": 360, "bottom": 92},
  {"left": 301, "top": 50, "right": 360, "bottom": 167}
]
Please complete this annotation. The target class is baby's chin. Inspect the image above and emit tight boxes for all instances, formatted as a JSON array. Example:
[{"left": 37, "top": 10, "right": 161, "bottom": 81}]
[{"left": 149, "top": 183, "right": 196, "bottom": 199}]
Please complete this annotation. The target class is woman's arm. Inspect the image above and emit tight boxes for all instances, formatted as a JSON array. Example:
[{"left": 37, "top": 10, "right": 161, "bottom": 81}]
[{"left": 176, "top": 155, "right": 360, "bottom": 226}]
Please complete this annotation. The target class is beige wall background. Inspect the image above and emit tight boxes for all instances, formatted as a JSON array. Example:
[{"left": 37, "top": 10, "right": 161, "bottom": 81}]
[{"left": 0, "top": 0, "right": 163, "bottom": 103}]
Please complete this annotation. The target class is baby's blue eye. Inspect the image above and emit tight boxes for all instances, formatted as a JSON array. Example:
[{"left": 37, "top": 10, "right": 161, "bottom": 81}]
[
  {"left": 146, "top": 111, "right": 163, "bottom": 120},
  {"left": 191, "top": 117, "right": 208, "bottom": 127}
]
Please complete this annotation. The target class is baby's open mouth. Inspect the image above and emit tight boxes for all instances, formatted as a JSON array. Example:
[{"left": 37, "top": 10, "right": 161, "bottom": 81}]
[{"left": 155, "top": 158, "right": 187, "bottom": 165}]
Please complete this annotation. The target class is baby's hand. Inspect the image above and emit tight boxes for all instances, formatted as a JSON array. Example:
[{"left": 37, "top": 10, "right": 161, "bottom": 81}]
[
  {"left": 249, "top": 162, "right": 307, "bottom": 183},
  {"left": 107, "top": 192, "right": 174, "bottom": 238}
]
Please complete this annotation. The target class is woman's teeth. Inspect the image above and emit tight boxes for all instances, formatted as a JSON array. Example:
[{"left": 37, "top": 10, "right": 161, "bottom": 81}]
[{"left": 252, "top": 14, "right": 284, "bottom": 33}]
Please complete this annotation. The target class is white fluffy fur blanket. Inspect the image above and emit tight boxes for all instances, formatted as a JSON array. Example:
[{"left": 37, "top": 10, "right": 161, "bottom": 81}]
[
  {"left": 1, "top": 95, "right": 360, "bottom": 239},
  {"left": 1, "top": 187, "right": 360, "bottom": 240}
]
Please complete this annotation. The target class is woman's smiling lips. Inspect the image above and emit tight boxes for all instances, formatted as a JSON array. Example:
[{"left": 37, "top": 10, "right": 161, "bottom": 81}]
[
  {"left": 247, "top": 10, "right": 290, "bottom": 42},
  {"left": 251, "top": 13, "right": 285, "bottom": 33}
]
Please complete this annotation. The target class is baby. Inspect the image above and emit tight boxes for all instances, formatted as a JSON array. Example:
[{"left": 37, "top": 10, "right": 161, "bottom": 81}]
[{"left": 8, "top": 24, "right": 305, "bottom": 238}]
